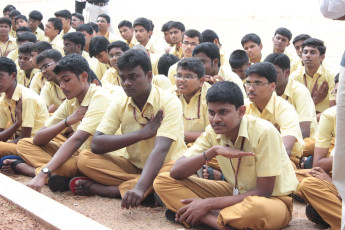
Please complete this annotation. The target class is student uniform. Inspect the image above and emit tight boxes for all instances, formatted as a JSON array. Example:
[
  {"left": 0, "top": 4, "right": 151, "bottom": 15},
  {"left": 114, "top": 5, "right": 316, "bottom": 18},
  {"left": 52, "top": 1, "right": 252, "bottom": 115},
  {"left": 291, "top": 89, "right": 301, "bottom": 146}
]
[
  {"left": 40, "top": 81, "right": 66, "bottom": 109},
  {"left": 6, "top": 48, "right": 18, "bottom": 61},
  {"left": 49, "top": 36, "right": 64, "bottom": 55},
  {"left": 169, "top": 45, "right": 183, "bottom": 59},
  {"left": 218, "top": 66, "right": 247, "bottom": 99},
  {"left": 34, "top": 28, "right": 49, "bottom": 42},
  {"left": 290, "top": 65, "right": 336, "bottom": 113},
  {"left": 95, "top": 61, "right": 111, "bottom": 80},
  {"left": 59, "top": 27, "right": 76, "bottom": 39},
  {"left": 16, "top": 68, "right": 40, "bottom": 88},
  {"left": 101, "top": 67, "right": 121, "bottom": 87},
  {"left": 290, "top": 58, "right": 303, "bottom": 74},
  {"left": 29, "top": 72, "right": 47, "bottom": 95},
  {"left": 153, "top": 115, "right": 299, "bottom": 230},
  {"left": 0, "top": 36, "right": 16, "bottom": 57},
  {"left": 77, "top": 84, "right": 187, "bottom": 198},
  {"left": 17, "top": 85, "right": 110, "bottom": 178},
  {"left": 82, "top": 51, "right": 98, "bottom": 74},
  {"left": 143, "top": 39, "right": 163, "bottom": 55},
  {"left": 245, "top": 92, "right": 304, "bottom": 166},
  {"left": 125, "top": 36, "right": 137, "bottom": 49},
  {"left": 0, "top": 84, "right": 49, "bottom": 157}
]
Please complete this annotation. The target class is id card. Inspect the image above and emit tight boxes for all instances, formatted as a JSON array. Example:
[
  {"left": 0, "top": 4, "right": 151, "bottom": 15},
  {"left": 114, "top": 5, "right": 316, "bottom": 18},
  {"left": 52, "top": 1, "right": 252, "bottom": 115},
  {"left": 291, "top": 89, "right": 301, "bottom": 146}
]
[{"left": 233, "top": 187, "right": 239, "bottom": 195}]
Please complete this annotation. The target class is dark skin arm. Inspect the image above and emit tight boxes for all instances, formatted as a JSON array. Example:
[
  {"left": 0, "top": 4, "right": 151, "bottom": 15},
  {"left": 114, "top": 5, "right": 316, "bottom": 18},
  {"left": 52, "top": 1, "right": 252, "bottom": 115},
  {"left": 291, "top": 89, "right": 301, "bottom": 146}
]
[
  {"left": 121, "top": 136, "right": 173, "bottom": 209},
  {"left": 184, "top": 131, "right": 203, "bottom": 144},
  {"left": 313, "top": 147, "right": 332, "bottom": 173},
  {"left": 300, "top": 121, "right": 311, "bottom": 139},
  {"left": 10, "top": 127, "right": 32, "bottom": 143},
  {"left": 33, "top": 106, "right": 87, "bottom": 146},
  {"left": 27, "top": 130, "right": 90, "bottom": 192},
  {"left": 282, "top": 136, "right": 296, "bottom": 156},
  {"left": 176, "top": 177, "right": 276, "bottom": 226},
  {"left": 91, "top": 110, "right": 163, "bottom": 154}
]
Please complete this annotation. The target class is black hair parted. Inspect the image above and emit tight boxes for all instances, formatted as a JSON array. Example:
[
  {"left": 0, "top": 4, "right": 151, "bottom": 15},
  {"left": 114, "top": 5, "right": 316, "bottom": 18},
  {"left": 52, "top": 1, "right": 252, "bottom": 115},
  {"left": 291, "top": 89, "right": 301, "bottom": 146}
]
[
  {"left": 107, "top": 40, "right": 130, "bottom": 53},
  {"left": 0, "top": 57, "right": 17, "bottom": 74},
  {"left": 192, "top": 42, "right": 220, "bottom": 68},
  {"left": 117, "top": 49, "right": 152, "bottom": 74},
  {"left": 89, "top": 36, "right": 110, "bottom": 57},
  {"left": 206, "top": 81, "right": 244, "bottom": 109},
  {"left": 177, "top": 58, "right": 205, "bottom": 79},
  {"left": 229, "top": 50, "right": 249, "bottom": 69},
  {"left": 36, "top": 49, "right": 62, "bottom": 65},
  {"left": 264, "top": 53, "right": 290, "bottom": 71},
  {"left": 157, "top": 53, "right": 179, "bottom": 76},
  {"left": 245, "top": 62, "right": 277, "bottom": 83}
]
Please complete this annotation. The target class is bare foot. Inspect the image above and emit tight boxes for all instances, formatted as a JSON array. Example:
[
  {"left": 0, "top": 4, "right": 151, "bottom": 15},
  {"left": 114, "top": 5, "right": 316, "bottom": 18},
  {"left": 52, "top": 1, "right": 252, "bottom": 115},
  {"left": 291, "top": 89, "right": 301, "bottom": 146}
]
[
  {"left": 75, "top": 179, "right": 121, "bottom": 198},
  {"left": 1, "top": 159, "right": 35, "bottom": 176}
]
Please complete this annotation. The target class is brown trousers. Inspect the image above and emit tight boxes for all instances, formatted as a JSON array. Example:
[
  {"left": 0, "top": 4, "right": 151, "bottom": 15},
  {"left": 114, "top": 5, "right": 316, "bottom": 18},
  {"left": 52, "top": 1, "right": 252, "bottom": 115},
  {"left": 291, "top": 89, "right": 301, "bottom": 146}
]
[
  {"left": 153, "top": 172, "right": 293, "bottom": 230},
  {"left": 0, "top": 141, "right": 18, "bottom": 158},
  {"left": 77, "top": 149, "right": 175, "bottom": 198}
]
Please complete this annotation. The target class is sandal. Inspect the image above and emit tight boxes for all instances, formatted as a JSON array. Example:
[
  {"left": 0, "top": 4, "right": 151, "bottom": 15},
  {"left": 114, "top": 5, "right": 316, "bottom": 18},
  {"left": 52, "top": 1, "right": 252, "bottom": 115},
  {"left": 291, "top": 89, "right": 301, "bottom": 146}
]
[
  {"left": 299, "top": 156, "right": 313, "bottom": 169},
  {"left": 0, "top": 155, "right": 25, "bottom": 173}
]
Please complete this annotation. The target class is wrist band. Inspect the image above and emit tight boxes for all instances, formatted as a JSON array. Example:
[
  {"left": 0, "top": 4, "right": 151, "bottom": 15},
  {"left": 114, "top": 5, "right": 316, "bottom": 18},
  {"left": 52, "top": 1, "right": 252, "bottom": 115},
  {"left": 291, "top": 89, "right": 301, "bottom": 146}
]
[
  {"left": 203, "top": 151, "right": 209, "bottom": 162},
  {"left": 64, "top": 118, "right": 70, "bottom": 127}
]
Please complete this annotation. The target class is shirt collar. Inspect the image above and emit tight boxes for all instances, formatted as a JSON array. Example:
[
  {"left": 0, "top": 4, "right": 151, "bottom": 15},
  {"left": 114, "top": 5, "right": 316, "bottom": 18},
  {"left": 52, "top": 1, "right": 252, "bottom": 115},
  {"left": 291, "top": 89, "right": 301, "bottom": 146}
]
[
  {"left": 215, "top": 115, "right": 249, "bottom": 145},
  {"left": 129, "top": 84, "right": 156, "bottom": 110},
  {"left": 71, "top": 84, "right": 95, "bottom": 107}
]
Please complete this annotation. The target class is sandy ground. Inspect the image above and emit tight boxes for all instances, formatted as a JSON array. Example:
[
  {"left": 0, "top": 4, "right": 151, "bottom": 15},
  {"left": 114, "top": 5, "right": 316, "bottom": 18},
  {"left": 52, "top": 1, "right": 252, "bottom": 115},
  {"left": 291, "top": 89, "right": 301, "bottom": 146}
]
[{"left": 0, "top": 0, "right": 343, "bottom": 229}]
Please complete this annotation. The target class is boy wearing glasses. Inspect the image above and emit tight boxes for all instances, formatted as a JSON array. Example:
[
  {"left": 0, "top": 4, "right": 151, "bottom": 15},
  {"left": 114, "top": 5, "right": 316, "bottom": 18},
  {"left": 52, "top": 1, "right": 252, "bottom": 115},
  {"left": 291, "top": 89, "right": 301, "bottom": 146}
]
[
  {"left": 0, "top": 57, "right": 48, "bottom": 158},
  {"left": 175, "top": 58, "right": 209, "bottom": 144},
  {"left": 244, "top": 62, "right": 304, "bottom": 167},
  {"left": 15, "top": 54, "right": 110, "bottom": 193},
  {"left": 73, "top": 49, "right": 187, "bottom": 208}
]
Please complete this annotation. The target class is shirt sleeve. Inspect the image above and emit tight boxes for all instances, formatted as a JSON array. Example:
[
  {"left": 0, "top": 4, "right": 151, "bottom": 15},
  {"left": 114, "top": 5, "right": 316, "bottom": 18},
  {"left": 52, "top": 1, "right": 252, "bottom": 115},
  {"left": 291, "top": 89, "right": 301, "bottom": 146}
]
[
  {"left": 294, "top": 86, "right": 316, "bottom": 122},
  {"left": 315, "top": 111, "right": 334, "bottom": 148},
  {"left": 96, "top": 98, "right": 122, "bottom": 135},
  {"left": 184, "top": 125, "right": 215, "bottom": 157},
  {"left": 0, "top": 106, "right": 9, "bottom": 129},
  {"left": 40, "top": 84, "right": 52, "bottom": 107},
  {"left": 21, "top": 97, "right": 38, "bottom": 128},
  {"left": 45, "top": 100, "right": 69, "bottom": 127},
  {"left": 276, "top": 101, "right": 302, "bottom": 139}
]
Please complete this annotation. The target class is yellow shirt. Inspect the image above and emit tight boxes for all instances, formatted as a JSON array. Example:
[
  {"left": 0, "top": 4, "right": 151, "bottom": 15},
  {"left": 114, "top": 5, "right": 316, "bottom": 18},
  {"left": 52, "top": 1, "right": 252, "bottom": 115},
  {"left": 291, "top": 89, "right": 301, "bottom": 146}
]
[
  {"left": 7, "top": 48, "right": 18, "bottom": 61},
  {"left": 245, "top": 92, "right": 304, "bottom": 157},
  {"left": 0, "top": 36, "right": 17, "bottom": 57},
  {"left": 218, "top": 66, "right": 247, "bottom": 99},
  {"left": 167, "top": 61, "right": 178, "bottom": 86},
  {"left": 59, "top": 27, "right": 76, "bottom": 38},
  {"left": 82, "top": 51, "right": 98, "bottom": 74},
  {"left": 95, "top": 62, "right": 111, "bottom": 80},
  {"left": 178, "top": 83, "right": 210, "bottom": 132},
  {"left": 290, "top": 65, "right": 336, "bottom": 113},
  {"left": 10, "top": 28, "right": 16, "bottom": 38},
  {"left": 40, "top": 81, "right": 66, "bottom": 108},
  {"left": 0, "top": 84, "right": 49, "bottom": 138},
  {"left": 185, "top": 115, "right": 299, "bottom": 196},
  {"left": 101, "top": 67, "right": 121, "bottom": 86},
  {"left": 34, "top": 28, "right": 48, "bottom": 41},
  {"left": 315, "top": 106, "right": 336, "bottom": 149},
  {"left": 152, "top": 74, "right": 174, "bottom": 92},
  {"left": 142, "top": 39, "right": 163, "bottom": 54},
  {"left": 150, "top": 52, "right": 161, "bottom": 76},
  {"left": 283, "top": 50, "right": 296, "bottom": 63},
  {"left": 45, "top": 84, "right": 110, "bottom": 150},
  {"left": 169, "top": 44, "right": 183, "bottom": 59},
  {"left": 29, "top": 72, "right": 47, "bottom": 95},
  {"left": 126, "top": 35, "right": 137, "bottom": 48},
  {"left": 97, "top": 84, "right": 187, "bottom": 169},
  {"left": 50, "top": 36, "right": 64, "bottom": 55},
  {"left": 282, "top": 78, "right": 318, "bottom": 138},
  {"left": 17, "top": 68, "right": 40, "bottom": 88},
  {"left": 290, "top": 59, "right": 303, "bottom": 74}
]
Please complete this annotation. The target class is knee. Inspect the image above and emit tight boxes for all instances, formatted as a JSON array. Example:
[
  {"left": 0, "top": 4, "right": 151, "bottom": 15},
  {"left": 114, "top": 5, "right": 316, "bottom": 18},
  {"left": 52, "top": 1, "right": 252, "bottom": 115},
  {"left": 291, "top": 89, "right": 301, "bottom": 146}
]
[
  {"left": 299, "top": 177, "right": 320, "bottom": 195},
  {"left": 153, "top": 172, "right": 172, "bottom": 195},
  {"left": 76, "top": 150, "right": 94, "bottom": 173},
  {"left": 16, "top": 138, "right": 33, "bottom": 155}
]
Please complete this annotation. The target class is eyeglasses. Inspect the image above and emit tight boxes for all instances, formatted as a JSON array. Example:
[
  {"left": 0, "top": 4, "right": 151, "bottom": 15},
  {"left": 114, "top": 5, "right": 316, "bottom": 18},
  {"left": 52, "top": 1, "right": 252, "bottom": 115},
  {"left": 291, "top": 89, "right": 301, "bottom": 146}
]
[
  {"left": 244, "top": 82, "right": 270, "bottom": 88},
  {"left": 182, "top": 41, "right": 198, "bottom": 47},
  {"left": 109, "top": 53, "right": 122, "bottom": 59},
  {"left": 40, "top": 62, "right": 55, "bottom": 72},
  {"left": 174, "top": 75, "right": 198, "bottom": 80}
]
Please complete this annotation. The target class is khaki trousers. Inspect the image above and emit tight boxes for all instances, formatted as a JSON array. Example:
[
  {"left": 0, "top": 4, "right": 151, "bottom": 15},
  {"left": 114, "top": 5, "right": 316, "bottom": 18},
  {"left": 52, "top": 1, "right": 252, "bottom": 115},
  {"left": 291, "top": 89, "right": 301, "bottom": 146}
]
[
  {"left": 153, "top": 172, "right": 293, "bottom": 230},
  {"left": 299, "top": 176, "right": 341, "bottom": 230},
  {"left": 0, "top": 141, "right": 18, "bottom": 158},
  {"left": 17, "top": 136, "right": 79, "bottom": 177},
  {"left": 77, "top": 149, "right": 175, "bottom": 198}
]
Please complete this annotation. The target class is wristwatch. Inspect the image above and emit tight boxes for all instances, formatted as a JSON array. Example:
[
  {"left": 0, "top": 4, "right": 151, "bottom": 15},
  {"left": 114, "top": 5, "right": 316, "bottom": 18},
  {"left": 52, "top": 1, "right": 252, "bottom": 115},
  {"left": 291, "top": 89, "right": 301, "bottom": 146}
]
[{"left": 41, "top": 167, "right": 52, "bottom": 177}]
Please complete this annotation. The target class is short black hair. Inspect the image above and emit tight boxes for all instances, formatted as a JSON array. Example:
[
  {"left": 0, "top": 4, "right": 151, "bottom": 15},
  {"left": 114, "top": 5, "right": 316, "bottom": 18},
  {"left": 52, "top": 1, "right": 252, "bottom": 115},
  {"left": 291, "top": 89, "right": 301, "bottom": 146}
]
[
  {"left": 183, "top": 29, "right": 202, "bottom": 43},
  {"left": 18, "top": 42, "right": 34, "bottom": 55},
  {"left": 36, "top": 49, "right": 62, "bottom": 65},
  {"left": 161, "top": 21, "right": 173, "bottom": 32},
  {"left": 177, "top": 58, "right": 205, "bottom": 79},
  {"left": 292, "top": 34, "right": 311, "bottom": 45},
  {"left": 89, "top": 36, "right": 110, "bottom": 57},
  {"left": 302, "top": 38, "right": 326, "bottom": 56},
  {"left": 264, "top": 53, "right": 290, "bottom": 71},
  {"left": 63, "top": 32, "right": 86, "bottom": 51},
  {"left": 0, "top": 57, "right": 17, "bottom": 74},
  {"left": 17, "top": 32, "right": 37, "bottom": 43},
  {"left": 16, "top": 26, "right": 32, "bottom": 33},
  {"left": 157, "top": 54, "right": 179, "bottom": 76},
  {"left": 54, "top": 9, "right": 72, "bottom": 21},
  {"left": 98, "top": 14, "right": 110, "bottom": 23},
  {"left": 31, "top": 41, "right": 52, "bottom": 54},
  {"left": 241, "top": 33, "right": 261, "bottom": 46},
  {"left": 3, "top": 5, "right": 16, "bottom": 14},
  {"left": 168, "top": 21, "right": 185, "bottom": 32},
  {"left": 335, "top": 73, "right": 339, "bottom": 84},
  {"left": 229, "top": 50, "right": 249, "bottom": 69},
  {"left": 15, "top": 15, "right": 27, "bottom": 23},
  {"left": 76, "top": 24, "right": 93, "bottom": 35},
  {"left": 90, "top": 69, "right": 101, "bottom": 86},
  {"left": 9, "top": 10, "right": 21, "bottom": 19},
  {"left": 117, "top": 49, "right": 152, "bottom": 74},
  {"left": 133, "top": 17, "right": 152, "bottom": 32},
  {"left": 53, "top": 53, "right": 91, "bottom": 83},
  {"left": 107, "top": 40, "right": 130, "bottom": 53},
  {"left": 118, "top": 20, "right": 132, "bottom": 29},
  {"left": 192, "top": 42, "right": 220, "bottom": 68},
  {"left": 0, "top": 17, "right": 12, "bottom": 27},
  {"left": 246, "top": 62, "right": 277, "bottom": 83},
  {"left": 206, "top": 81, "right": 244, "bottom": 109},
  {"left": 29, "top": 10, "right": 43, "bottom": 21},
  {"left": 48, "top": 17, "right": 63, "bottom": 34},
  {"left": 87, "top": 22, "right": 99, "bottom": 33},
  {"left": 72, "top": 13, "right": 84, "bottom": 21},
  {"left": 201, "top": 29, "right": 220, "bottom": 44},
  {"left": 274, "top": 27, "right": 292, "bottom": 41}
]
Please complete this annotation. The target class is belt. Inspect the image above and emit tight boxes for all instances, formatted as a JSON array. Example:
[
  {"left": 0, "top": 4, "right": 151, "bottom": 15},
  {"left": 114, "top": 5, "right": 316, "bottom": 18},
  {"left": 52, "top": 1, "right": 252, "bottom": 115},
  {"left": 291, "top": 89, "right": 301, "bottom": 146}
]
[{"left": 88, "top": 1, "right": 108, "bottom": 6}]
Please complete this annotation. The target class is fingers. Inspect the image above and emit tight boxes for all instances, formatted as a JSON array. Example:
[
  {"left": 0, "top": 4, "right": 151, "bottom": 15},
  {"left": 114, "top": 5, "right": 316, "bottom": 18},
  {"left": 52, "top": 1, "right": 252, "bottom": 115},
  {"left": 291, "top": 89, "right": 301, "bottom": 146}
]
[{"left": 181, "top": 199, "right": 193, "bottom": 204}]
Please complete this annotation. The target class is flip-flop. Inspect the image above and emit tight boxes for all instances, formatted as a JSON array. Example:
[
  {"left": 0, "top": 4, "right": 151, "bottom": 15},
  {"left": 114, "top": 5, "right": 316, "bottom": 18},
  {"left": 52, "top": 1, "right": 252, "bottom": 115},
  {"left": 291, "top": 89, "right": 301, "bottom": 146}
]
[
  {"left": 299, "top": 156, "right": 314, "bottom": 169},
  {"left": 48, "top": 175, "right": 71, "bottom": 192},
  {"left": 202, "top": 165, "right": 226, "bottom": 181},
  {"left": 69, "top": 176, "right": 91, "bottom": 195},
  {"left": 0, "top": 155, "right": 25, "bottom": 173}
]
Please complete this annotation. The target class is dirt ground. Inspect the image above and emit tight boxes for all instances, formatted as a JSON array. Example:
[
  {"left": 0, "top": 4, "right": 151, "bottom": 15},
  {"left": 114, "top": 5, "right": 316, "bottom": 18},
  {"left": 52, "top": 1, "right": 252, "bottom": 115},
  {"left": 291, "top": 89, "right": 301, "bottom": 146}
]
[{"left": 0, "top": 0, "right": 343, "bottom": 229}]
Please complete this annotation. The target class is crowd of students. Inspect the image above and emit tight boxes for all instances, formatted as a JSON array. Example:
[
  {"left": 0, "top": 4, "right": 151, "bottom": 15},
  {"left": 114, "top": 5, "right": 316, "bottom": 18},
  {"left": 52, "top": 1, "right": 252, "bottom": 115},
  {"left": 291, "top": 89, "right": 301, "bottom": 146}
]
[{"left": 0, "top": 4, "right": 341, "bottom": 229}]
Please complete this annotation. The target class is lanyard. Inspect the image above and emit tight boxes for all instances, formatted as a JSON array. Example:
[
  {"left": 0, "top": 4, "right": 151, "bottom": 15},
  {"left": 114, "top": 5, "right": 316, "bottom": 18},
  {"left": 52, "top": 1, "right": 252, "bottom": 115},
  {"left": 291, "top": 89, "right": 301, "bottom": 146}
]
[
  {"left": 54, "top": 84, "right": 65, "bottom": 101},
  {"left": 227, "top": 137, "right": 245, "bottom": 189},
  {"left": 304, "top": 74, "right": 321, "bottom": 89},
  {"left": 183, "top": 94, "right": 201, "bottom": 120},
  {"left": 133, "top": 106, "right": 150, "bottom": 126},
  {"left": 0, "top": 41, "right": 10, "bottom": 57}
]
